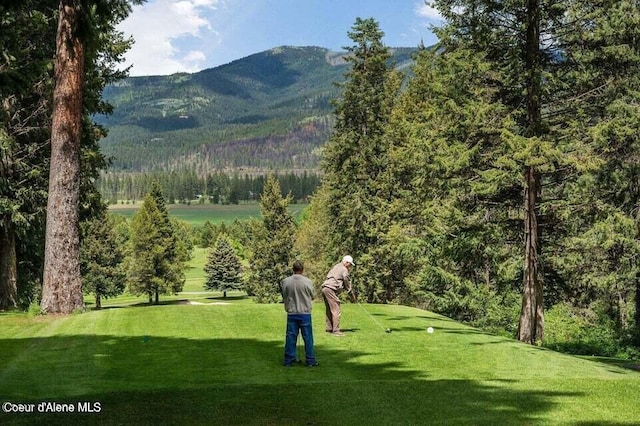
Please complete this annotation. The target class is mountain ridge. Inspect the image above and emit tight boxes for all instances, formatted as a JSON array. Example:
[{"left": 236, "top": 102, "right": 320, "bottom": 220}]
[{"left": 98, "top": 45, "right": 418, "bottom": 173}]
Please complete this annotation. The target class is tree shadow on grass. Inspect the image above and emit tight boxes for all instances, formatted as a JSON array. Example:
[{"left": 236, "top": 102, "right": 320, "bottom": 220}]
[
  {"left": 0, "top": 333, "right": 590, "bottom": 426},
  {"left": 205, "top": 295, "right": 249, "bottom": 301},
  {"left": 575, "top": 356, "right": 640, "bottom": 375}
]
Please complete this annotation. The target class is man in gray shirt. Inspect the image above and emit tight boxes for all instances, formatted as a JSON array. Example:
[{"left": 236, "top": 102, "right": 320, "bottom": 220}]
[{"left": 282, "top": 260, "right": 318, "bottom": 367}]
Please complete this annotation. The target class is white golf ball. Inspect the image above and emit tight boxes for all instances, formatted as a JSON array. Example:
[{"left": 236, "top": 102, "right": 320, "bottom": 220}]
[{"left": 427, "top": 327, "right": 434, "bottom": 334}]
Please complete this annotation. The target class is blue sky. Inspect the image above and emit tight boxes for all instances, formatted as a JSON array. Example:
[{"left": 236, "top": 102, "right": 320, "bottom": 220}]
[{"left": 118, "top": 0, "right": 442, "bottom": 76}]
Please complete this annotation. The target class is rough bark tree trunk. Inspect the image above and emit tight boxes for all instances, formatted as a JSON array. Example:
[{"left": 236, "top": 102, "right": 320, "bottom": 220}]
[
  {"left": 518, "top": 166, "right": 544, "bottom": 344},
  {"left": 0, "top": 219, "right": 18, "bottom": 309},
  {"left": 41, "top": 0, "right": 84, "bottom": 314},
  {"left": 517, "top": 0, "right": 544, "bottom": 344},
  {"left": 635, "top": 272, "right": 640, "bottom": 335}
]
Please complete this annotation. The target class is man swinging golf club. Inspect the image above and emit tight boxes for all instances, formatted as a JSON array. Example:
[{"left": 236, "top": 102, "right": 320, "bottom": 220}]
[{"left": 321, "top": 255, "right": 355, "bottom": 336}]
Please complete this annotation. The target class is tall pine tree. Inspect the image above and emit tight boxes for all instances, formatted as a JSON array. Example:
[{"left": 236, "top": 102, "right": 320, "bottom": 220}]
[
  {"left": 80, "top": 213, "right": 125, "bottom": 309},
  {"left": 1, "top": 0, "right": 57, "bottom": 310},
  {"left": 429, "top": 0, "right": 640, "bottom": 343},
  {"left": 321, "top": 17, "right": 402, "bottom": 302},
  {"left": 128, "top": 185, "right": 185, "bottom": 304},
  {"left": 384, "top": 45, "right": 516, "bottom": 323},
  {"left": 245, "top": 175, "right": 296, "bottom": 303},
  {"left": 41, "top": 0, "right": 142, "bottom": 313}
]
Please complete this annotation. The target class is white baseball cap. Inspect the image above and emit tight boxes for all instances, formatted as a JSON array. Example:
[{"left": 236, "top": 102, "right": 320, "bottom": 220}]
[{"left": 342, "top": 255, "right": 355, "bottom": 266}]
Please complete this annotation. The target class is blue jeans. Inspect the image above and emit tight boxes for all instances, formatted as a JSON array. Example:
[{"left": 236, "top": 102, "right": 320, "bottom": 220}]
[{"left": 284, "top": 314, "right": 316, "bottom": 366}]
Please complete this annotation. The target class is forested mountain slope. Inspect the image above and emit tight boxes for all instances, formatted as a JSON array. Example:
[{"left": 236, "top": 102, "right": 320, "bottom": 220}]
[{"left": 97, "top": 46, "right": 417, "bottom": 173}]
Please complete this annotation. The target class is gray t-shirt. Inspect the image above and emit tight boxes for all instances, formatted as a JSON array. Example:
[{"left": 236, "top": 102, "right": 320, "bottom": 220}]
[{"left": 282, "top": 274, "right": 315, "bottom": 314}]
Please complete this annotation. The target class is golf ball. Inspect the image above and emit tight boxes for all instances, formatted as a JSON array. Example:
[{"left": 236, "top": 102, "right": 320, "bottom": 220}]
[{"left": 427, "top": 327, "right": 434, "bottom": 334}]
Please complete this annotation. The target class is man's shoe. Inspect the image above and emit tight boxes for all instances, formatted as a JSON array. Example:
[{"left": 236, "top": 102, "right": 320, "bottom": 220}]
[
  {"left": 306, "top": 361, "right": 320, "bottom": 367},
  {"left": 330, "top": 331, "right": 345, "bottom": 336}
]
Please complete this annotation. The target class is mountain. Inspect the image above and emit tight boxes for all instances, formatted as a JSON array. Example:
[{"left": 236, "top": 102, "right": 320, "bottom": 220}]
[{"left": 97, "top": 46, "right": 418, "bottom": 174}]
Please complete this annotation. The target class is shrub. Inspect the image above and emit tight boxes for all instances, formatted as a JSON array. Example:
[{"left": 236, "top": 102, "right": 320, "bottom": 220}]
[{"left": 544, "top": 302, "right": 620, "bottom": 357}]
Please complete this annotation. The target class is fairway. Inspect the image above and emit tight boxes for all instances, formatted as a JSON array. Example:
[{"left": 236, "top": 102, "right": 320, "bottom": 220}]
[
  {"left": 108, "top": 203, "right": 308, "bottom": 226},
  {"left": 1, "top": 301, "right": 639, "bottom": 425}
]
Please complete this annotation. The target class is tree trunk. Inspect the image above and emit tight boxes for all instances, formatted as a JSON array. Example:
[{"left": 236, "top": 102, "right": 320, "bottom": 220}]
[
  {"left": 517, "top": 0, "right": 544, "bottom": 344},
  {"left": 95, "top": 294, "right": 101, "bottom": 310},
  {"left": 635, "top": 209, "right": 640, "bottom": 339},
  {"left": 0, "top": 219, "right": 18, "bottom": 309},
  {"left": 41, "top": 0, "right": 84, "bottom": 314},
  {"left": 635, "top": 271, "right": 640, "bottom": 335},
  {"left": 518, "top": 166, "right": 544, "bottom": 344}
]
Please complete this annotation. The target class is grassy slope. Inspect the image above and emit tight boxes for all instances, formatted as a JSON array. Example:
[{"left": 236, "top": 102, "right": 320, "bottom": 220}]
[{"left": 1, "top": 300, "right": 639, "bottom": 425}]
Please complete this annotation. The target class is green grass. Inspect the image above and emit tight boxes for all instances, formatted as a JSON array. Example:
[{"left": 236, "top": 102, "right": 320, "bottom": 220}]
[
  {"left": 1, "top": 300, "right": 639, "bottom": 425},
  {"left": 183, "top": 247, "right": 208, "bottom": 292},
  {"left": 108, "top": 203, "right": 307, "bottom": 226},
  {"left": 82, "top": 247, "right": 238, "bottom": 308}
]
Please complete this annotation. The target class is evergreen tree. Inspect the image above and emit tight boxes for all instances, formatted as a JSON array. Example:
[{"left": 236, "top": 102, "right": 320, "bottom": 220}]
[
  {"left": 425, "top": 0, "right": 640, "bottom": 344},
  {"left": 383, "top": 45, "right": 515, "bottom": 324},
  {"left": 294, "top": 185, "right": 335, "bottom": 287},
  {"left": 204, "top": 235, "right": 242, "bottom": 298},
  {"left": 245, "top": 175, "right": 296, "bottom": 303},
  {"left": 1, "top": 0, "right": 57, "bottom": 310},
  {"left": 128, "top": 187, "right": 185, "bottom": 304},
  {"left": 80, "top": 213, "right": 125, "bottom": 309},
  {"left": 547, "top": 1, "right": 640, "bottom": 340},
  {"left": 42, "top": 0, "right": 143, "bottom": 314},
  {"left": 1, "top": 0, "right": 139, "bottom": 311},
  {"left": 321, "top": 17, "right": 402, "bottom": 302}
]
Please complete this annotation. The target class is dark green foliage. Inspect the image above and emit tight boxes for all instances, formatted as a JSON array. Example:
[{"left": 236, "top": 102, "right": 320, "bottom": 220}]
[
  {"left": 293, "top": 6, "right": 640, "bottom": 355},
  {"left": 420, "top": 0, "right": 640, "bottom": 345},
  {"left": 80, "top": 214, "right": 126, "bottom": 309},
  {"left": 1, "top": 0, "right": 142, "bottom": 311},
  {"left": 245, "top": 175, "right": 296, "bottom": 303},
  {"left": 204, "top": 235, "right": 243, "bottom": 297},
  {"left": 384, "top": 46, "right": 520, "bottom": 329},
  {"left": 294, "top": 185, "right": 334, "bottom": 286},
  {"left": 0, "top": 1, "right": 57, "bottom": 310},
  {"left": 320, "top": 18, "right": 404, "bottom": 302},
  {"left": 128, "top": 185, "right": 185, "bottom": 303},
  {"left": 97, "top": 170, "right": 321, "bottom": 205}
]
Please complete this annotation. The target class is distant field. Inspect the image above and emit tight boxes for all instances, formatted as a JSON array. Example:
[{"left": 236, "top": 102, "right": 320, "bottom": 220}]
[{"left": 108, "top": 202, "right": 308, "bottom": 226}]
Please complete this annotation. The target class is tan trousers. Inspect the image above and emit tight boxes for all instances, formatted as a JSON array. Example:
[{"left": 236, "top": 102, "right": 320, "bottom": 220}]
[{"left": 322, "top": 286, "right": 341, "bottom": 333}]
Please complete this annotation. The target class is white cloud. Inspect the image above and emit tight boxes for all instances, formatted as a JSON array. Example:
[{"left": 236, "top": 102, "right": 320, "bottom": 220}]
[
  {"left": 118, "top": 0, "right": 223, "bottom": 76},
  {"left": 415, "top": 1, "right": 442, "bottom": 21},
  {"left": 184, "top": 50, "right": 206, "bottom": 63}
]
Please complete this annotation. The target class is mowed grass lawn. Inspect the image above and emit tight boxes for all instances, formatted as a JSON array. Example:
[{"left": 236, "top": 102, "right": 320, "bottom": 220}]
[{"left": 1, "top": 299, "right": 639, "bottom": 425}]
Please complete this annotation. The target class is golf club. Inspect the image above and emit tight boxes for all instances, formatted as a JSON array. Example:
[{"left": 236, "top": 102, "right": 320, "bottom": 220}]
[{"left": 353, "top": 290, "right": 391, "bottom": 333}]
